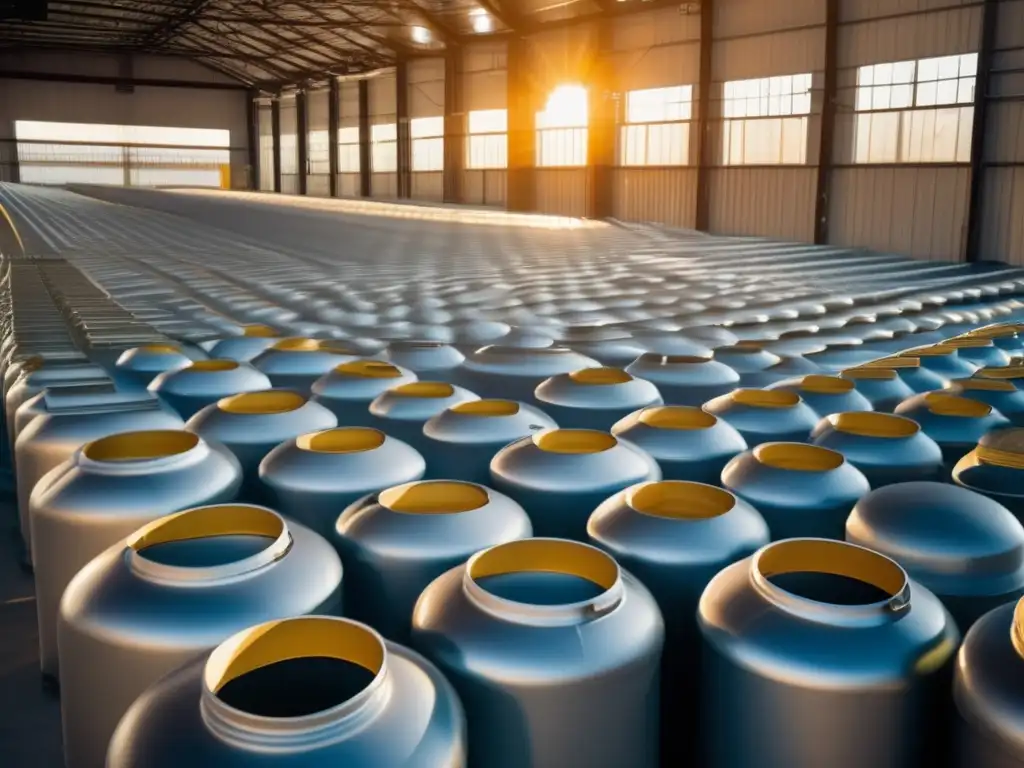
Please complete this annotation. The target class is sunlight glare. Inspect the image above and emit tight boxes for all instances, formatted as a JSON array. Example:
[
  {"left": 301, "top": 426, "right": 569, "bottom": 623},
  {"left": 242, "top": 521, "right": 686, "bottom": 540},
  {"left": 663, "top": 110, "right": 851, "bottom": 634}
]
[{"left": 537, "top": 84, "right": 589, "bottom": 129}]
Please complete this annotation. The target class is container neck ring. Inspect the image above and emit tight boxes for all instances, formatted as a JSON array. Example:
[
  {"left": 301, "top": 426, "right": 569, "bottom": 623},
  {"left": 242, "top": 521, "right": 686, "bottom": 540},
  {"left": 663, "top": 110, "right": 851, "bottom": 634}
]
[
  {"left": 462, "top": 538, "right": 624, "bottom": 626},
  {"left": 750, "top": 538, "right": 911, "bottom": 627},
  {"left": 126, "top": 504, "right": 292, "bottom": 584},
  {"left": 200, "top": 617, "right": 390, "bottom": 750}
]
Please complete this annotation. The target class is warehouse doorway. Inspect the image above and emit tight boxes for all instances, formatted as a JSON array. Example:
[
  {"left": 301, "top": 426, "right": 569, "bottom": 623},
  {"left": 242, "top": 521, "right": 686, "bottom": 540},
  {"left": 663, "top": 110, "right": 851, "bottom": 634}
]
[{"left": 12, "top": 121, "right": 233, "bottom": 188}]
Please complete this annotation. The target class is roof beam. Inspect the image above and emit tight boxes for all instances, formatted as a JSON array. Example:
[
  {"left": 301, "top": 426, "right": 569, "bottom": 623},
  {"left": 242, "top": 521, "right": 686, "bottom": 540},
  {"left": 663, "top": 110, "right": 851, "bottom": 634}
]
[
  {"left": 400, "top": 0, "right": 460, "bottom": 46},
  {"left": 0, "top": 69, "right": 248, "bottom": 90},
  {"left": 142, "top": 0, "right": 217, "bottom": 47}
]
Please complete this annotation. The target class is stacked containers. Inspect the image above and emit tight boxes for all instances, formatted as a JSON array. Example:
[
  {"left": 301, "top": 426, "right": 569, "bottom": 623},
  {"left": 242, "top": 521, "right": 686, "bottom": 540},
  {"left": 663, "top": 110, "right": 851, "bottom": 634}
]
[
  {"left": 310, "top": 360, "right": 418, "bottom": 425},
  {"left": 703, "top": 389, "right": 820, "bottom": 446},
  {"left": 894, "top": 392, "right": 1011, "bottom": 472},
  {"left": 147, "top": 360, "right": 272, "bottom": 419},
  {"left": 847, "top": 482, "right": 1024, "bottom": 629},
  {"left": 588, "top": 481, "right": 769, "bottom": 765},
  {"left": 260, "top": 427, "right": 426, "bottom": 540},
  {"left": 533, "top": 368, "right": 662, "bottom": 430},
  {"left": 29, "top": 429, "right": 242, "bottom": 680},
  {"left": 107, "top": 616, "right": 466, "bottom": 768},
  {"left": 334, "top": 480, "right": 532, "bottom": 642},
  {"left": 412, "top": 538, "right": 664, "bottom": 768},
  {"left": 58, "top": 503, "right": 343, "bottom": 768},
  {"left": 625, "top": 354, "right": 740, "bottom": 405},
  {"left": 186, "top": 390, "right": 337, "bottom": 502},
  {"left": 611, "top": 406, "right": 747, "bottom": 484},
  {"left": 367, "top": 382, "right": 479, "bottom": 447},
  {"left": 722, "top": 443, "right": 870, "bottom": 541},
  {"left": 490, "top": 429, "right": 660, "bottom": 540},
  {"left": 698, "top": 538, "right": 959, "bottom": 768},
  {"left": 421, "top": 400, "right": 558, "bottom": 484}
]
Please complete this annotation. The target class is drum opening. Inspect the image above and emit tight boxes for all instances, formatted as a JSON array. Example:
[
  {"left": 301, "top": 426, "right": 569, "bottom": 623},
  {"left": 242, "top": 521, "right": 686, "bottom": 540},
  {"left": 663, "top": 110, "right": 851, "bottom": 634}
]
[
  {"left": 800, "top": 375, "right": 854, "bottom": 394},
  {"left": 953, "top": 378, "right": 1017, "bottom": 392},
  {"left": 978, "top": 365, "right": 1024, "bottom": 380},
  {"left": 84, "top": 430, "right": 199, "bottom": 462},
  {"left": 139, "top": 344, "right": 180, "bottom": 354},
  {"left": 335, "top": 360, "right": 402, "bottom": 379},
  {"left": 297, "top": 427, "right": 385, "bottom": 454},
  {"left": 189, "top": 360, "right": 239, "bottom": 372},
  {"left": 841, "top": 367, "right": 898, "bottom": 381},
  {"left": 206, "top": 618, "right": 384, "bottom": 718},
  {"left": 944, "top": 337, "right": 992, "bottom": 349},
  {"left": 219, "top": 390, "right": 306, "bottom": 414},
  {"left": 755, "top": 443, "right": 844, "bottom": 472},
  {"left": 923, "top": 392, "right": 992, "bottom": 418},
  {"left": 732, "top": 389, "right": 800, "bottom": 408},
  {"left": 534, "top": 429, "right": 617, "bottom": 454},
  {"left": 469, "top": 539, "right": 618, "bottom": 606},
  {"left": 629, "top": 481, "right": 735, "bottom": 519},
  {"left": 242, "top": 325, "right": 278, "bottom": 338},
  {"left": 976, "top": 430, "right": 1024, "bottom": 469},
  {"left": 568, "top": 367, "right": 633, "bottom": 385},
  {"left": 757, "top": 539, "right": 906, "bottom": 605},
  {"left": 128, "top": 504, "right": 286, "bottom": 568},
  {"left": 379, "top": 480, "right": 489, "bottom": 514},
  {"left": 907, "top": 345, "right": 955, "bottom": 357},
  {"left": 833, "top": 412, "right": 919, "bottom": 438},
  {"left": 863, "top": 356, "right": 920, "bottom": 369},
  {"left": 452, "top": 399, "right": 520, "bottom": 416},
  {"left": 271, "top": 337, "right": 320, "bottom": 352},
  {"left": 392, "top": 382, "right": 455, "bottom": 398},
  {"left": 648, "top": 354, "right": 712, "bottom": 364},
  {"left": 639, "top": 406, "right": 717, "bottom": 430}
]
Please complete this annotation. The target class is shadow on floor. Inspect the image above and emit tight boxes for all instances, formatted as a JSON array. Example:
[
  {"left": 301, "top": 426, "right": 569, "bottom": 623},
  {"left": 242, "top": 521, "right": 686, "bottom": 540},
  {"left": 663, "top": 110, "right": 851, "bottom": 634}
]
[{"left": 0, "top": 497, "right": 64, "bottom": 768}]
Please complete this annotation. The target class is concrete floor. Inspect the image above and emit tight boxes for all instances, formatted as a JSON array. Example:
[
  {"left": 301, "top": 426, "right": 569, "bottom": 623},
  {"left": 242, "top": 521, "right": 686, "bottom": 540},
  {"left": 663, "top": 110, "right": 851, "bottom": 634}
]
[{"left": 0, "top": 489, "right": 64, "bottom": 768}]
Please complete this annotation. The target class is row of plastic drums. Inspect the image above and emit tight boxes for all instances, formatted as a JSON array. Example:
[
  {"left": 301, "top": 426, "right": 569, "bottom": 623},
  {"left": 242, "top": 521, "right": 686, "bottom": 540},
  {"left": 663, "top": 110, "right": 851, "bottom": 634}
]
[{"left": 3, "top": 318, "right": 1024, "bottom": 767}]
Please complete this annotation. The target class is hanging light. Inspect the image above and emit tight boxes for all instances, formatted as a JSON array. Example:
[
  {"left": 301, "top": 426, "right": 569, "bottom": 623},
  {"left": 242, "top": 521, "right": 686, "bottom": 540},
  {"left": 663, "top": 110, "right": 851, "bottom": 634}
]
[
  {"left": 470, "top": 8, "right": 493, "bottom": 33},
  {"left": 411, "top": 25, "right": 431, "bottom": 44}
]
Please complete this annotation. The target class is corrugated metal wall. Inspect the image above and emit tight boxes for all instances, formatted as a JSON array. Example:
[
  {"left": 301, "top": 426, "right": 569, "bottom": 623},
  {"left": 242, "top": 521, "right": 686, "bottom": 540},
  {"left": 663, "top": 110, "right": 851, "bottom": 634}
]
[
  {"left": 828, "top": 0, "right": 983, "bottom": 260},
  {"left": 706, "top": 0, "right": 824, "bottom": 241},
  {"left": 0, "top": 49, "right": 250, "bottom": 186},
  {"left": 609, "top": 7, "right": 701, "bottom": 228},
  {"left": 278, "top": 93, "right": 299, "bottom": 195},
  {"left": 306, "top": 87, "right": 330, "bottom": 197},
  {"left": 409, "top": 58, "right": 445, "bottom": 201},
  {"left": 978, "top": 0, "right": 1024, "bottom": 265},
  {"left": 257, "top": 100, "right": 274, "bottom": 192},
  {"left": 530, "top": 25, "right": 600, "bottom": 218},
  {"left": 463, "top": 42, "right": 507, "bottom": 206},
  {"left": 338, "top": 81, "right": 361, "bottom": 197},
  {"left": 369, "top": 72, "right": 397, "bottom": 198}
]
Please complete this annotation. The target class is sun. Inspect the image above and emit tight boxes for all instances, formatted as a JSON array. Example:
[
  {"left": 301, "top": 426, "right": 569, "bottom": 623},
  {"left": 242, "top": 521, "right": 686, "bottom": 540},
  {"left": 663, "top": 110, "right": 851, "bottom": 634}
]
[{"left": 537, "top": 84, "right": 589, "bottom": 129}]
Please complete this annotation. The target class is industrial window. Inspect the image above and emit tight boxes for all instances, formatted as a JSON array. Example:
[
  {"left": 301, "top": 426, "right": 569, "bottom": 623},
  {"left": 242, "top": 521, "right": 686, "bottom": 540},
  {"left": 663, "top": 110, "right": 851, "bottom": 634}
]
[
  {"left": 536, "top": 85, "right": 588, "bottom": 168},
  {"left": 853, "top": 53, "right": 977, "bottom": 164},
  {"left": 619, "top": 85, "right": 692, "bottom": 166},
  {"left": 371, "top": 123, "right": 397, "bottom": 172},
  {"left": 466, "top": 109, "right": 507, "bottom": 169},
  {"left": 14, "top": 121, "right": 231, "bottom": 187},
  {"left": 338, "top": 126, "right": 360, "bottom": 173},
  {"left": 721, "top": 74, "right": 812, "bottom": 165},
  {"left": 411, "top": 116, "right": 444, "bottom": 172},
  {"left": 308, "top": 129, "right": 330, "bottom": 175}
]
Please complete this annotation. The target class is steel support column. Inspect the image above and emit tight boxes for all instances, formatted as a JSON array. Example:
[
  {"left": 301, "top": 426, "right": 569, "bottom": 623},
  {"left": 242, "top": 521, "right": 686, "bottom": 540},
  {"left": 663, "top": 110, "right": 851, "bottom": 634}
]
[
  {"left": 296, "top": 90, "right": 308, "bottom": 196},
  {"left": 396, "top": 60, "right": 412, "bottom": 199},
  {"left": 694, "top": 0, "right": 715, "bottom": 232},
  {"left": 965, "top": 0, "right": 999, "bottom": 262},
  {"left": 588, "top": 18, "right": 616, "bottom": 220},
  {"left": 814, "top": 0, "right": 839, "bottom": 244},
  {"left": 443, "top": 51, "right": 464, "bottom": 204},
  {"left": 506, "top": 35, "right": 536, "bottom": 212},
  {"left": 358, "top": 79, "right": 371, "bottom": 197},
  {"left": 329, "top": 79, "right": 340, "bottom": 197},
  {"left": 246, "top": 89, "right": 259, "bottom": 191},
  {"left": 271, "top": 98, "right": 282, "bottom": 194}
]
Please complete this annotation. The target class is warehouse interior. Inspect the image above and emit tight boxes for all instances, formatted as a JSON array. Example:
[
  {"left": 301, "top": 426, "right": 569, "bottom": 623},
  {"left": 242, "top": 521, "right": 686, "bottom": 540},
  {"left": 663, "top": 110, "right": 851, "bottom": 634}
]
[
  {"left": 0, "top": 0, "right": 1020, "bottom": 262},
  {"left": 2, "top": 2, "right": 1024, "bottom": 768}
]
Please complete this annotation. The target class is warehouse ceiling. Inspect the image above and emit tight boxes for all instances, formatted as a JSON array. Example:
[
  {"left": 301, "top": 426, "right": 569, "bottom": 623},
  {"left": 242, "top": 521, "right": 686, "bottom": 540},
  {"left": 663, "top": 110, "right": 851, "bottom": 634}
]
[{"left": 0, "top": 0, "right": 695, "bottom": 88}]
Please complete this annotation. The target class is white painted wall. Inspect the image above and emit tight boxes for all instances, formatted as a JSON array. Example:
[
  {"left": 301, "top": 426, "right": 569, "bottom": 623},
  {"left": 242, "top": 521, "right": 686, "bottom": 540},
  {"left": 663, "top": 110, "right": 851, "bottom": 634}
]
[{"left": 0, "top": 50, "right": 249, "bottom": 187}]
